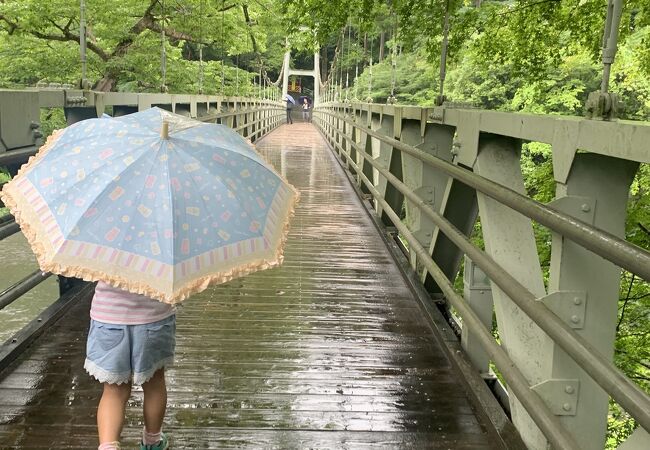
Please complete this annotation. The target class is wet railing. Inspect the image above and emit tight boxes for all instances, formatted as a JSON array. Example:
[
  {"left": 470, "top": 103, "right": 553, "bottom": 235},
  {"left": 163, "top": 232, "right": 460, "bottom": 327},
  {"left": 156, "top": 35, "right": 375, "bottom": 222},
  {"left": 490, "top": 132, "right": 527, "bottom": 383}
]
[
  {"left": 313, "top": 101, "right": 650, "bottom": 450},
  {"left": 0, "top": 88, "right": 284, "bottom": 371}
]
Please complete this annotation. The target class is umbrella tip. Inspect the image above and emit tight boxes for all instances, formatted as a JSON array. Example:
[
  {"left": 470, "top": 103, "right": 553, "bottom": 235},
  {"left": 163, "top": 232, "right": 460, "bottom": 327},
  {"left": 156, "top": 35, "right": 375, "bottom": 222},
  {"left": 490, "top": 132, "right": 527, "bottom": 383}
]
[{"left": 161, "top": 121, "right": 169, "bottom": 139}]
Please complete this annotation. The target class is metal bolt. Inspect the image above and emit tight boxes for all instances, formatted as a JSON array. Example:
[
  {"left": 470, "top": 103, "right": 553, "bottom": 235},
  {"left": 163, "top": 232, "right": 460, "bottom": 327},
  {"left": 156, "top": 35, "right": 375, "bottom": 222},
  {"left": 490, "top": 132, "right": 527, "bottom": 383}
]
[
  {"left": 570, "top": 315, "right": 580, "bottom": 324},
  {"left": 573, "top": 297, "right": 582, "bottom": 305},
  {"left": 565, "top": 386, "right": 575, "bottom": 394},
  {"left": 581, "top": 204, "right": 591, "bottom": 212},
  {"left": 562, "top": 403, "right": 572, "bottom": 411}
]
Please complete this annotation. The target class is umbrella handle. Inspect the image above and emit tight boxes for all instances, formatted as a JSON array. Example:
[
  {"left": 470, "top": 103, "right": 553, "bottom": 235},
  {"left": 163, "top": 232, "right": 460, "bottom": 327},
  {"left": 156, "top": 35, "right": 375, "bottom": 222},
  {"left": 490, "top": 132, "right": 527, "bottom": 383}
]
[{"left": 161, "top": 121, "right": 169, "bottom": 139}]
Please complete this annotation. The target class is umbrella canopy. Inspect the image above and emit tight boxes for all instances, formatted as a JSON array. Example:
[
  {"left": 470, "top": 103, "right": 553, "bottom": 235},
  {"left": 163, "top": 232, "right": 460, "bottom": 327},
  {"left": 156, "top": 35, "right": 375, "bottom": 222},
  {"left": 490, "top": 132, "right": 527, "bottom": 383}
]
[
  {"left": 284, "top": 94, "right": 296, "bottom": 105},
  {"left": 0, "top": 108, "right": 299, "bottom": 303},
  {"left": 299, "top": 96, "right": 312, "bottom": 105}
]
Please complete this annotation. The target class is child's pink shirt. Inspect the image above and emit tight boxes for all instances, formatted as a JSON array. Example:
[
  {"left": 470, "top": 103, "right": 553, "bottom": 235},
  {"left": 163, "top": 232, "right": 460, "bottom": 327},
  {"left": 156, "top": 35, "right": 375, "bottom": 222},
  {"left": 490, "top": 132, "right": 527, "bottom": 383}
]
[{"left": 90, "top": 281, "right": 175, "bottom": 325}]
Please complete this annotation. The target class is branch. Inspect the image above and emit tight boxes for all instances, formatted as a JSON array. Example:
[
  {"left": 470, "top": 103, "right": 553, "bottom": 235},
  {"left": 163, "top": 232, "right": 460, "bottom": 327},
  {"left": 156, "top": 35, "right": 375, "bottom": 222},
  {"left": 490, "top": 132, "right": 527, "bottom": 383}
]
[
  {"left": 617, "top": 274, "right": 636, "bottom": 332},
  {"left": 493, "top": 0, "right": 561, "bottom": 18},
  {"left": 639, "top": 222, "right": 650, "bottom": 237},
  {"left": 1, "top": 13, "right": 111, "bottom": 61}
]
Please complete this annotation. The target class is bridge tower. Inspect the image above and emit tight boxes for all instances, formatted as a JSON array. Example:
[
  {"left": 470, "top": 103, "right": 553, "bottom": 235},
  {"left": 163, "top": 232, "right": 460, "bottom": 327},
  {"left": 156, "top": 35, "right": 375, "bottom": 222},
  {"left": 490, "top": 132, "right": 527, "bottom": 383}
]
[{"left": 281, "top": 47, "right": 320, "bottom": 105}]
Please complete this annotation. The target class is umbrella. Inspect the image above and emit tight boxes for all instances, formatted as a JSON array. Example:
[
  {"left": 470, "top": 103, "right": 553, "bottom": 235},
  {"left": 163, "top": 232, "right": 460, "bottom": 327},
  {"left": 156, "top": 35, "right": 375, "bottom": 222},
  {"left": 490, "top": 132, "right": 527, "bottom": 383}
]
[
  {"left": 284, "top": 94, "right": 296, "bottom": 105},
  {"left": 0, "top": 107, "right": 299, "bottom": 304},
  {"left": 299, "top": 96, "right": 312, "bottom": 105}
]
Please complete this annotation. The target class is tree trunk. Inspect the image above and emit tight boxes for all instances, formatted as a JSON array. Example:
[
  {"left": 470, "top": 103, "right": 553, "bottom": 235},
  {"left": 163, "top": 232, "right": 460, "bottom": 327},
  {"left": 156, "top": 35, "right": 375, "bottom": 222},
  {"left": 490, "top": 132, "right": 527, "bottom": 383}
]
[{"left": 379, "top": 31, "right": 385, "bottom": 62}]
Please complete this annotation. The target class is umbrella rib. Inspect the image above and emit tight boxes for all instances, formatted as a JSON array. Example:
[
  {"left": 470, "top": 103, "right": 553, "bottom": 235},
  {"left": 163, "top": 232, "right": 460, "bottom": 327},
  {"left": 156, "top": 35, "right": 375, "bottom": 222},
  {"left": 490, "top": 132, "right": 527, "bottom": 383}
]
[
  {"left": 56, "top": 142, "right": 156, "bottom": 251},
  {"left": 177, "top": 146, "right": 263, "bottom": 247}
]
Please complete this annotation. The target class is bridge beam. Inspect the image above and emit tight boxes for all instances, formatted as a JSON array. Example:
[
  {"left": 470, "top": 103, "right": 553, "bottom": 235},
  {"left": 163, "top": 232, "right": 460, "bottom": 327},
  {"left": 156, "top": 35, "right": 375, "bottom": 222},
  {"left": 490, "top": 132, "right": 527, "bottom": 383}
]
[
  {"left": 545, "top": 153, "right": 638, "bottom": 449},
  {"left": 473, "top": 134, "right": 551, "bottom": 450}
]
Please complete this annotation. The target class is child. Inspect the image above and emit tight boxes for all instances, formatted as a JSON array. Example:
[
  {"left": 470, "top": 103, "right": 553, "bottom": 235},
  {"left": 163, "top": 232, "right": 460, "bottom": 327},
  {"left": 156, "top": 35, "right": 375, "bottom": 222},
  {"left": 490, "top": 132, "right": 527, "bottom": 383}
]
[{"left": 84, "top": 280, "right": 176, "bottom": 450}]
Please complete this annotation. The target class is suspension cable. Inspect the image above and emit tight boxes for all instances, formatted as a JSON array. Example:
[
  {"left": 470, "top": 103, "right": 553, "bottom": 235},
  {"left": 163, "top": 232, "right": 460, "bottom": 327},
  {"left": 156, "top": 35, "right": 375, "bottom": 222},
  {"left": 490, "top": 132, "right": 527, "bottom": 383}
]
[
  {"left": 345, "top": 19, "right": 352, "bottom": 102},
  {"left": 198, "top": 0, "right": 204, "bottom": 94},
  {"left": 367, "top": 35, "right": 373, "bottom": 102},
  {"left": 388, "top": 6, "right": 398, "bottom": 104},
  {"left": 235, "top": 53, "right": 239, "bottom": 96},
  {"left": 160, "top": 0, "right": 167, "bottom": 92},
  {"left": 437, "top": 0, "right": 450, "bottom": 106},
  {"left": 221, "top": 0, "right": 225, "bottom": 95}
]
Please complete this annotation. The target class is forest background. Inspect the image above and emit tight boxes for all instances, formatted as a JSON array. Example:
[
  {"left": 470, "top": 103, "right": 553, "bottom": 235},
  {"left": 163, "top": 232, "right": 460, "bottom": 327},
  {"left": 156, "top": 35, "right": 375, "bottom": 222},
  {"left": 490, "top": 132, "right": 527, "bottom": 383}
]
[{"left": 0, "top": 0, "right": 648, "bottom": 447}]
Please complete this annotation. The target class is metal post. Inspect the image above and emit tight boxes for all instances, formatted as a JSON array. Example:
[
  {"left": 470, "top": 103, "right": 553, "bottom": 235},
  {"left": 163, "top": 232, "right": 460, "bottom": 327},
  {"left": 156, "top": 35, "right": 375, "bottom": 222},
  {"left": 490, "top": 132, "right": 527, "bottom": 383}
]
[
  {"left": 462, "top": 257, "right": 493, "bottom": 374},
  {"left": 546, "top": 153, "right": 639, "bottom": 449},
  {"left": 473, "top": 133, "right": 550, "bottom": 450},
  {"left": 282, "top": 41, "right": 291, "bottom": 99},
  {"left": 314, "top": 51, "right": 320, "bottom": 105}
]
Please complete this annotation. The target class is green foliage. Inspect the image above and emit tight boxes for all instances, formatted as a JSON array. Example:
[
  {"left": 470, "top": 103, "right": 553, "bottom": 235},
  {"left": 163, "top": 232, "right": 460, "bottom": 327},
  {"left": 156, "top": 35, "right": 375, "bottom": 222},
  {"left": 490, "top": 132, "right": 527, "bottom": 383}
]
[
  {"left": 39, "top": 108, "right": 67, "bottom": 139},
  {"left": 0, "top": 167, "right": 10, "bottom": 215},
  {"left": 0, "top": 0, "right": 286, "bottom": 93}
]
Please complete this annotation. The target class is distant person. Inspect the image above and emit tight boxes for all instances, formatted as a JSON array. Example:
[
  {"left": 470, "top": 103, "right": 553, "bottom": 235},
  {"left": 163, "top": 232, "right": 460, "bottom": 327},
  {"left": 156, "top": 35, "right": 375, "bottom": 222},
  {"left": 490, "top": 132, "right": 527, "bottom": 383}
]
[
  {"left": 285, "top": 96, "right": 293, "bottom": 124},
  {"left": 302, "top": 98, "right": 310, "bottom": 122},
  {"left": 85, "top": 281, "right": 175, "bottom": 450}
]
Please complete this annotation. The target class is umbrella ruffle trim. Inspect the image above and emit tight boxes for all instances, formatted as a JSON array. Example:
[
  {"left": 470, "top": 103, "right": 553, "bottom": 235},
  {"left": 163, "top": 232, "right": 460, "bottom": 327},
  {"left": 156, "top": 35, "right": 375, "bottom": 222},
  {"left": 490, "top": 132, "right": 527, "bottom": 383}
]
[
  {"left": 0, "top": 129, "right": 67, "bottom": 273},
  {"left": 1, "top": 129, "right": 300, "bottom": 305},
  {"left": 10, "top": 129, "right": 65, "bottom": 179},
  {"left": 2, "top": 173, "right": 299, "bottom": 305}
]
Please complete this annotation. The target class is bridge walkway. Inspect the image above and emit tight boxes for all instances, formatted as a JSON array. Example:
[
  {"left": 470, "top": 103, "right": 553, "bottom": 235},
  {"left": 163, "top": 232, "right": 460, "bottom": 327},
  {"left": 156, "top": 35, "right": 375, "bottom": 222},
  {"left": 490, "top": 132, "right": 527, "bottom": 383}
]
[{"left": 0, "top": 123, "right": 502, "bottom": 448}]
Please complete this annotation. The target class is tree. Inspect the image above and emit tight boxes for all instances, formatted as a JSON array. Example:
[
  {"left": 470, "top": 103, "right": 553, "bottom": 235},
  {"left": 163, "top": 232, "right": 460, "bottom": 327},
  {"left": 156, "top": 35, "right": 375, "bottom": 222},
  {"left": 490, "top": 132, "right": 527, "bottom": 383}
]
[{"left": 0, "top": 0, "right": 286, "bottom": 92}]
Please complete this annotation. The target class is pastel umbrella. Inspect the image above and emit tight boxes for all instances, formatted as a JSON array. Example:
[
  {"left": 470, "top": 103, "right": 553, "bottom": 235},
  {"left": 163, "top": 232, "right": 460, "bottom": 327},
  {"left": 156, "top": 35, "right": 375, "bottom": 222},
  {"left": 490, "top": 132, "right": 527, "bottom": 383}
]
[{"left": 0, "top": 108, "right": 299, "bottom": 303}]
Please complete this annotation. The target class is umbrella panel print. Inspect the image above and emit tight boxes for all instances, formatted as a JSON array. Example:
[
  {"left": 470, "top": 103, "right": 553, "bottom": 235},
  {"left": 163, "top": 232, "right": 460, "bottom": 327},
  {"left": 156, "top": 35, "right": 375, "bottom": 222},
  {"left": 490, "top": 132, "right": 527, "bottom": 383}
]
[{"left": 0, "top": 108, "right": 299, "bottom": 303}]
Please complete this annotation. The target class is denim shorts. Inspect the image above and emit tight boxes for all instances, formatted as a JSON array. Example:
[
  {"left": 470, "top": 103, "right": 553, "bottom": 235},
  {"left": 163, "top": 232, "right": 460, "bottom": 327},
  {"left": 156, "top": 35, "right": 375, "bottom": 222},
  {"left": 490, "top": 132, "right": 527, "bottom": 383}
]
[{"left": 84, "top": 315, "right": 176, "bottom": 386}]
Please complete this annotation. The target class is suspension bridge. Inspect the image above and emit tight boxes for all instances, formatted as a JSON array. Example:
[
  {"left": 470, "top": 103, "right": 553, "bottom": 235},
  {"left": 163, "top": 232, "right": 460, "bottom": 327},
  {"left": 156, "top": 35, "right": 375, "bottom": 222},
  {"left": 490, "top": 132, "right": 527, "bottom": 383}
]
[{"left": 1, "top": 1, "right": 650, "bottom": 449}]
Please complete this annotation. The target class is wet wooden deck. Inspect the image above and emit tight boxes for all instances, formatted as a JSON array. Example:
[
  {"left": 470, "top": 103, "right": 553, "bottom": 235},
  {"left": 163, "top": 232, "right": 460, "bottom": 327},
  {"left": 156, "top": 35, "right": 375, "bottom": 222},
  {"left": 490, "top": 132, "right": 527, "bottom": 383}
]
[{"left": 0, "top": 123, "right": 503, "bottom": 448}]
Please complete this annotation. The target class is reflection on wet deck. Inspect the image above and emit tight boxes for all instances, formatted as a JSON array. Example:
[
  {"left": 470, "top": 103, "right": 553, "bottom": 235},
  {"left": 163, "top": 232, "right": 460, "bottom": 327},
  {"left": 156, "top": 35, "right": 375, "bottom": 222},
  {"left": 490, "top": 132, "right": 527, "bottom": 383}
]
[{"left": 0, "top": 123, "right": 498, "bottom": 448}]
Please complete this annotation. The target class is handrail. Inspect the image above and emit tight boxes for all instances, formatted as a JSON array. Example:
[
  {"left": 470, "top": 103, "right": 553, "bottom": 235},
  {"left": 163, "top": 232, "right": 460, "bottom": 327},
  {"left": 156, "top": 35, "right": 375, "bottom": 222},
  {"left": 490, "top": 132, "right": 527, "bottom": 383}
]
[
  {"left": 199, "top": 106, "right": 284, "bottom": 123},
  {"left": 235, "top": 112, "right": 284, "bottom": 133},
  {"left": 0, "top": 220, "right": 20, "bottom": 241},
  {"left": 321, "top": 128, "right": 579, "bottom": 449},
  {"left": 0, "top": 270, "right": 52, "bottom": 310},
  {"left": 320, "top": 109, "right": 650, "bottom": 282},
  {"left": 0, "top": 214, "right": 14, "bottom": 225},
  {"left": 313, "top": 110, "right": 650, "bottom": 434}
]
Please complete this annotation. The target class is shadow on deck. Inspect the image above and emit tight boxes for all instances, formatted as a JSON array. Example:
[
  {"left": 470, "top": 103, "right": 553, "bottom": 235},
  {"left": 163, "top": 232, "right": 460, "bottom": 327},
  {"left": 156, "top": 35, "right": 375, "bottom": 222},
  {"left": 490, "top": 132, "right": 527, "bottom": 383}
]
[{"left": 0, "top": 123, "right": 513, "bottom": 448}]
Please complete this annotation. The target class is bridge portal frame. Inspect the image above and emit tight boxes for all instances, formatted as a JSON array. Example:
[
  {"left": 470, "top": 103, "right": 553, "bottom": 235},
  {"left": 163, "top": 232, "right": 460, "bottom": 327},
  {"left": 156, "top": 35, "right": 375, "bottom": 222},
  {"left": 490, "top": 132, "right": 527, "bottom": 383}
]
[{"left": 281, "top": 50, "right": 320, "bottom": 105}]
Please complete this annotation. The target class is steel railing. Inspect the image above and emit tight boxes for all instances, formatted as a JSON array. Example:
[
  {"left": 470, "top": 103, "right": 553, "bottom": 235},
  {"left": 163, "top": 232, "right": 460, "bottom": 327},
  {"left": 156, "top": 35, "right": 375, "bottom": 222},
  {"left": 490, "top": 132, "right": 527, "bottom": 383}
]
[
  {"left": 314, "top": 104, "right": 650, "bottom": 450},
  {"left": 0, "top": 91, "right": 284, "bottom": 369}
]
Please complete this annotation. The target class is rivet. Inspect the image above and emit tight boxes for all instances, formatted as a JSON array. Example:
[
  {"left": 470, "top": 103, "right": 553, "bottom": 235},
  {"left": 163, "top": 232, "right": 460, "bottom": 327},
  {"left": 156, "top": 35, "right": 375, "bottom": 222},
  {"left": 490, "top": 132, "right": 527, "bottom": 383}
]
[
  {"left": 565, "top": 386, "right": 575, "bottom": 394},
  {"left": 581, "top": 204, "right": 591, "bottom": 212},
  {"left": 570, "top": 315, "right": 580, "bottom": 324},
  {"left": 562, "top": 403, "right": 572, "bottom": 411},
  {"left": 573, "top": 297, "right": 582, "bottom": 305}
]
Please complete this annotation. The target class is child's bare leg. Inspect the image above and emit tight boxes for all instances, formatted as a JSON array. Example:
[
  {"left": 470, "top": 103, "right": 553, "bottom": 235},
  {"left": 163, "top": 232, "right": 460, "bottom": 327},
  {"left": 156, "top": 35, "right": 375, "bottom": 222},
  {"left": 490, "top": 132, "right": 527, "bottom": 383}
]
[
  {"left": 97, "top": 382, "right": 132, "bottom": 443},
  {"left": 142, "top": 368, "right": 167, "bottom": 434}
]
